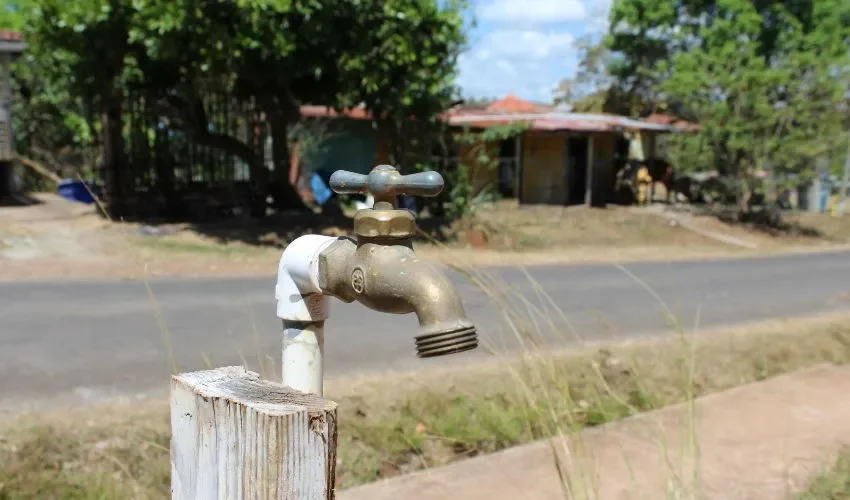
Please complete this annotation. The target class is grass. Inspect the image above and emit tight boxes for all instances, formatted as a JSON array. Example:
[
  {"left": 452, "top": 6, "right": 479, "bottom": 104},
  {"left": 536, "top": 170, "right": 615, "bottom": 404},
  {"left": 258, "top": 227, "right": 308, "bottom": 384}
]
[
  {"left": 129, "top": 234, "right": 267, "bottom": 256},
  {"left": 1, "top": 314, "right": 850, "bottom": 498},
  {"left": 797, "top": 448, "right": 850, "bottom": 499},
  {"left": 113, "top": 203, "right": 850, "bottom": 273}
]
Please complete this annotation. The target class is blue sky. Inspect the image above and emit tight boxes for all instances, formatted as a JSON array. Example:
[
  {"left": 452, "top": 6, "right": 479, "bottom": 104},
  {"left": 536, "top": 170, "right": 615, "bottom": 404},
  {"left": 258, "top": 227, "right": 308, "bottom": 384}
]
[{"left": 457, "top": 0, "right": 612, "bottom": 103}]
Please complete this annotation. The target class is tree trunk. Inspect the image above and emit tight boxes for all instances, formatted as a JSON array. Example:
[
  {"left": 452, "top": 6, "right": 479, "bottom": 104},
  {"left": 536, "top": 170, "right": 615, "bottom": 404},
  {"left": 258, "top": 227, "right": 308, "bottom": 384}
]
[
  {"left": 762, "top": 160, "right": 778, "bottom": 205},
  {"left": 376, "top": 118, "right": 404, "bottom": 167},
  {"left": 737, "top": 177, "right": 753, "bottom": 218},
  {"left": 0, "top": 161, "right": 13, "bottom": 200},
  {"left": 268, "top": 114, "right": 308, "bottom": 212},
  {"left": 102, "top": 92, "right": 126, "bottom": 219},
  {"left": 249, "top": 112, "right": 269, "bottom": 218}
]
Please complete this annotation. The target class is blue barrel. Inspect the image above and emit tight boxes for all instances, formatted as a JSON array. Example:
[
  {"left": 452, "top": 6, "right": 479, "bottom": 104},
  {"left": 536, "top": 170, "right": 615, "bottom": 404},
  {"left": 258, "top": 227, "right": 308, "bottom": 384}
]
[{"left": 57, "top": 179, "right": 96, "bottom": 204}]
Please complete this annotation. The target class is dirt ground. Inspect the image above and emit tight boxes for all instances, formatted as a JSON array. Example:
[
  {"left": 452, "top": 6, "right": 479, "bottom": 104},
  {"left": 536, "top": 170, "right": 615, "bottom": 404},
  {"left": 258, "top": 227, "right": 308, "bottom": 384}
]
[{"left": 1, "top": 194, "right": 849, "bottom": 281}]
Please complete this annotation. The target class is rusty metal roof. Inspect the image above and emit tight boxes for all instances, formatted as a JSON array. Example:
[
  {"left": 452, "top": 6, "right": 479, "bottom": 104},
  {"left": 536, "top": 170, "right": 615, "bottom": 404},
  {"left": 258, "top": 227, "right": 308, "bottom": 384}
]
[
  {"left": 0, "top": 30, "right": 26, "bottom": 53},
  {"left": 645, "top": 113, "right": 701, "bottom": 131},
  {"left": 299, "top": 105, "right": 372, "bottom": 120},
  {"left": 296, "top": 103, "right": 696, "bottom": 133},
  {"left": 0, "top": 30, "right": 22, "bottom": 42},
  {"left": 447, "top": 110, "right": 680, "bottom": 132}
]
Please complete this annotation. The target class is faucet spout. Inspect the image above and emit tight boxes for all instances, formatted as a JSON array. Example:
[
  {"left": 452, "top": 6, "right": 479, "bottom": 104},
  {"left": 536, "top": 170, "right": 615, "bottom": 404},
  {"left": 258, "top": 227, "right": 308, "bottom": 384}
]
[
  {"left": 391, "top": 251, "right": 478, "bottom": 358},
  {"left": 317, "top": 237, "right": 478, "bottom": 358}
]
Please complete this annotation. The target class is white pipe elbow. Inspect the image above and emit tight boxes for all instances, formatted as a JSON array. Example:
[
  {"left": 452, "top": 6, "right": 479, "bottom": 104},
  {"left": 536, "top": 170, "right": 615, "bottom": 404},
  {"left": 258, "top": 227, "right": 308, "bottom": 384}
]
[{"left": 275, "top": 234, "right": 339, "bottom": 322}]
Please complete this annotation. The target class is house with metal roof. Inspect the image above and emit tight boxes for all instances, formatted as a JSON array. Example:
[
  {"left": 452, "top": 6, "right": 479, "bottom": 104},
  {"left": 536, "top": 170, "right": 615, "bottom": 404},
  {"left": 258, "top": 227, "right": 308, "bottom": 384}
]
[
  {"left": 445, "top": 94, "right": 694, "bottom": 206},
  {"left": 288, "top": 95, "right": 696, "bottom": 207}
]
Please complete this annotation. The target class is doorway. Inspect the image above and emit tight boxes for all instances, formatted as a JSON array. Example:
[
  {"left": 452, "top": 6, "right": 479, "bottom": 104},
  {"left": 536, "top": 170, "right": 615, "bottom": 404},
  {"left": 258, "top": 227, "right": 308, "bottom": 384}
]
[
  {"left": 497, "top": 137, "right": 518, "bottom": 198},
  {"left": 567, "top": 136, "right": 590, "bottom": 205}
]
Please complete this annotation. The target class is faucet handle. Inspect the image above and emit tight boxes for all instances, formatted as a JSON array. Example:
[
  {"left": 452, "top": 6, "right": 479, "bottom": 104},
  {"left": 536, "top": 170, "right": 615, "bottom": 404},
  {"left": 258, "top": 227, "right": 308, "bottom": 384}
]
[{"left": 330, "top": 165, "right": 444, "bottom": 203}]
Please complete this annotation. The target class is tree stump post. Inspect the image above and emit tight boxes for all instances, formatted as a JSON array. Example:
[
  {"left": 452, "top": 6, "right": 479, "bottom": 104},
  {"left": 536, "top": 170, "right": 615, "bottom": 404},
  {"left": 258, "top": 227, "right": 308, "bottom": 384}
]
[{"left": 171, "top": 366, "right": 338, "bottom": 499}]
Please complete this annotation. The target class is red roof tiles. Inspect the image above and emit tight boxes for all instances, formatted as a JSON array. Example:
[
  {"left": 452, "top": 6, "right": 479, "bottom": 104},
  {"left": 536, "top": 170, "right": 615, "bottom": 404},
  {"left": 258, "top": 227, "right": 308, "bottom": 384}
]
[
  {"left": 485, "top": 94, "right": 544, "bottom": 113},
  {"left": 0, "top": 30, "right": 23, "bottom": 42}
]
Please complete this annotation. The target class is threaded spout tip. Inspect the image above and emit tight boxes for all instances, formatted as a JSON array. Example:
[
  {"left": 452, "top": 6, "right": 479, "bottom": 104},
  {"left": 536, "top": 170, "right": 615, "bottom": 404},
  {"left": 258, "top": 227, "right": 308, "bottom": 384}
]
[{"left": 414, "top": 326, "right": 478, "bottom": 358}]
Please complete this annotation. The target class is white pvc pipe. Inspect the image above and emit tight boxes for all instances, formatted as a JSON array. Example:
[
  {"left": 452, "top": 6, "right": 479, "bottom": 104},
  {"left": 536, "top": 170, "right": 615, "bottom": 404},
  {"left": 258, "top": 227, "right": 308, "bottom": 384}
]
[
  {"left": 282, "top": 321, "right": 325, "bottom": 396},
  {"left": 276, "top": 234, "right": 339, "bottom": 395}
]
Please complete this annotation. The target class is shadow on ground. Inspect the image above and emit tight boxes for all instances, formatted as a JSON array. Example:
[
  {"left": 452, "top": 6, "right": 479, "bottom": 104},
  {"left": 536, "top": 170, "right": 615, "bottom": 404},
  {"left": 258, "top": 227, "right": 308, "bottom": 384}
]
[
  {"left": 123, "top": 210, "right": 460, "bottom": 249},
  {"left": 715, "top": 207, "right": 826, "bottom": 239},
  {"left": 0, "top": 193, "right": 45, "bottom": 208}
]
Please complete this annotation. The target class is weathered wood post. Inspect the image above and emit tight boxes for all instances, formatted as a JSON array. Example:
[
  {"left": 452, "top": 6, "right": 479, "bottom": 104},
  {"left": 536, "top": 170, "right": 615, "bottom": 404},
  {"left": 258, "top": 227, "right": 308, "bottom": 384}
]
[{"left": 171, "top": 366, "right": 337, "bottom": 500}]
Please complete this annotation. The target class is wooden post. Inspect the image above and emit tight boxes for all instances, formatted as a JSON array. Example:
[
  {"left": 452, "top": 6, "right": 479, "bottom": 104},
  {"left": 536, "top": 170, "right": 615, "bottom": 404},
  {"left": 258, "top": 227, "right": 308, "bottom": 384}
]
[{"left": 171, "top": 366, "right": 338, "bottom": 500}]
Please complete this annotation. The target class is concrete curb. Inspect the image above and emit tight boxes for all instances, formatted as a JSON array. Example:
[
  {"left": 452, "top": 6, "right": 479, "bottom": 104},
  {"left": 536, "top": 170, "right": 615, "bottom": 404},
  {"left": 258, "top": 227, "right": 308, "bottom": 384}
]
[{"left": 339, "top": 364, "right": 850, "bottom": 500}]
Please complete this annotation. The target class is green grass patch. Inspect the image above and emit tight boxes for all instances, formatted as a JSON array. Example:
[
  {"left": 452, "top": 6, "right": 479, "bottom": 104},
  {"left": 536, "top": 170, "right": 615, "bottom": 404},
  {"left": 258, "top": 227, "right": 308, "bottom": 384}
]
[
  {"left": 797, "top": 447, "right": 850, "bottom": 499},
  {"left": 130, "top": 236, "right": 262, "bottom": 256}
]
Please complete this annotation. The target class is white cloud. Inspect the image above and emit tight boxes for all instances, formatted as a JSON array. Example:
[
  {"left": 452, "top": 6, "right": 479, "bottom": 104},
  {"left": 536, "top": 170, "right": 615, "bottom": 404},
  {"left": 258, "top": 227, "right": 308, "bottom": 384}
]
[
  {"left": 478, "top": 0, "right": 587, "bottom": 23},
  {"left": 479, "top": 29, "right": 575, "bottom": 61},
  {"left": 587, "top": 0, "right": 614, "bottom": 34},
  {"left": 457, "top": 29, "right": 580, "bottom": 101},
  {"left": 458, "top": 0, "right": 616, "bottom": 101}
]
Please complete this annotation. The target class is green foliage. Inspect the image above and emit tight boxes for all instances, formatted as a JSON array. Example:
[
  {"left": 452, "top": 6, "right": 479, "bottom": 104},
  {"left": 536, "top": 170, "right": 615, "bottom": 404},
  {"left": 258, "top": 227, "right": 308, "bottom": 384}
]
[
  {"left": 11, "top": 0, "right": 468, "bottom": 210},
  {"left": 444, "top": 122, "right": 530, "bottom": 219},
  {"left": 461, "top": 96, "right": 499, "bottom": 108},
  {"left": 287, "top": 117, "right": 343, "bottom": 173},
  {"left": 1, "top": 1, "right": 96, "bottom": 180},
  {"left": 0, "top": 1, "right": 30, "bottom": 30},
  {"left": 607, "top": 0, "right": 850, "bottom": 210},
  {"left": 797, "top": 448, "right": 850, "bottom": 500}
]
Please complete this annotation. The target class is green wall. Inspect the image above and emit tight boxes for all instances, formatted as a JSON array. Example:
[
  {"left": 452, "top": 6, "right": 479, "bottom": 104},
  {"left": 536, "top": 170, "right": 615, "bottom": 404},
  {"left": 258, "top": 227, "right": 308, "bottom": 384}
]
[{"left": 301, "top": 118, "right": 377, "bottom": 176}]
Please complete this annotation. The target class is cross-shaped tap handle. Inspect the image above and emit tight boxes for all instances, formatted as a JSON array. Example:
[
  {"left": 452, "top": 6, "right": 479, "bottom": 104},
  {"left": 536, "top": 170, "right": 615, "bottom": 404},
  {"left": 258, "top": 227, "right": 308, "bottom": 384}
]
[{"left": 329, "top": 165, "right": 444, "bottom": 203}]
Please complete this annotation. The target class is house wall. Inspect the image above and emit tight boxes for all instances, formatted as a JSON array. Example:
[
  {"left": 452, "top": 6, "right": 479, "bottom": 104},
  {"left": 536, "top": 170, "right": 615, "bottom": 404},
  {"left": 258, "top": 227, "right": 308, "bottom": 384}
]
[
  {"left": 520, "top": 131, "right": 568, "bottom": 204},
  {"left": 300, "top": 118, "right": 378, "bottom": 176},
  {"left": 516, "top": 130, "right": 624, "bottom": 206},
  {"left": 375, "top": 129, "right": 391, "bottom": 164},
  {"left": 438, "top": 127, "right": 639, "bottom": 206},
  {"left": 456, "top": 141, "right": 499, "bottom": 195}
]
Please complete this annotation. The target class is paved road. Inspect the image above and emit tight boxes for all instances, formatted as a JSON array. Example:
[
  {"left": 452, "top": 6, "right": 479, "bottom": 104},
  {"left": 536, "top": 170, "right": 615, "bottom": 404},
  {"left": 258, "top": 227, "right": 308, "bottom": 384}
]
[{"left": 1, "top": 250, "right": 849, "bottom": 409}]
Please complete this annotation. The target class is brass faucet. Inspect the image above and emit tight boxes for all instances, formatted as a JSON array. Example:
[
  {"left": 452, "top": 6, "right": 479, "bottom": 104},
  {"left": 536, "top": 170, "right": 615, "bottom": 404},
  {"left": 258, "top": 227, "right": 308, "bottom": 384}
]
[{"left": 316, "top": 164, "right": 478, "bottom": 358}]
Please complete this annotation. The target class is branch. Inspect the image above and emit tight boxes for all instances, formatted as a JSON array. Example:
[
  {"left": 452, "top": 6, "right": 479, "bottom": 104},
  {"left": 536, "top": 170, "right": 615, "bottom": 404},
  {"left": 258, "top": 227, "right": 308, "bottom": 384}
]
[
  {"left": 155, "top": 95, "right": 260, "bottom": 167},
  {"left": 13, "top": 155, "right": 63, "bottom": 184}
]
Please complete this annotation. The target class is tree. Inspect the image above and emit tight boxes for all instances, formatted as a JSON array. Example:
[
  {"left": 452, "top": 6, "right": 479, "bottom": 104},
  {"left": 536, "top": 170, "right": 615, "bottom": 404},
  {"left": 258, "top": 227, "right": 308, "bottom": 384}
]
[
  {"left": 553, "top": 35, "right": 666, "bottom": 115},
  {"left": 607, "top": 0, "right": 850, "bottom": 213},
  {"left": 343, "top": 0, "right": 467, "bottom": 174},
  {"left": 22, "top": 0, "right": 468, "bottom": 215},
  {"left": 4, "top": 0, "right": 97, "bottom": 187},
  {"left": 553, "top": 36, "right": 614, "bottom": 112},
  {"left": 461, "top": 96, "right": 499, "bottom": 108}
]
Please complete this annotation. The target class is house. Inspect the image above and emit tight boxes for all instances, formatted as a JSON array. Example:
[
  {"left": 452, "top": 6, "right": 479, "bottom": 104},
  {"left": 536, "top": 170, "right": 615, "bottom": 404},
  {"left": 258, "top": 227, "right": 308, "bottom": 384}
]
[
  {"left": 0, "top": 29, "right": 26, "bottom": 199},
  {"left": 446, "top": 96, "right": 691, "bottom": 206},
  {"left": 287, "top": 96, "right": 695, "bottom": 207},
  {"left": 286, "top": 105, "right": 389, "bottom": 201}
]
